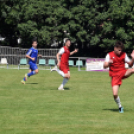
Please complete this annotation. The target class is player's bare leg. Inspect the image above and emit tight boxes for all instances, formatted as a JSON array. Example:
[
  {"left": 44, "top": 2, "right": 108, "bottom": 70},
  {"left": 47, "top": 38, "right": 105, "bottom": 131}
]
[
  {"left": 26, "top": 69, "right": 38, "bottom": 78},
  {"left": 29, "top": 69, "right": 32, "bottom": 73},
  {"left": 51, "top": 66, "right": 66, "bottom": 78},
  {"left": 124, "top": 68, "right": 134, "bottom": 77},
  {"left": 64, "top": 72, "right": 70, "bottom": 79},
  {"left": 51, "top": 66, "right": 70, "bottom": 79},
  {"left": 112, "top": 85, "right": 119, "bottom": 99},
  {"left": 58, "top": 71, "right": 70, "bottom": 90},
  {"left": 112, "top": 85, "right": 123, "bottom": 113},
  {"left": 34, "top": 69, "right": 39, "bottom": 74}
]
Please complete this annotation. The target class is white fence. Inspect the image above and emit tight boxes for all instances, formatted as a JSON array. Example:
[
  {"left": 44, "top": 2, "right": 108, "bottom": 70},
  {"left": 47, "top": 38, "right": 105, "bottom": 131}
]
[
  {"left": 0, "top": 46, "right": 87, "bottom": 71},
  {"left": 0, "top": 46, "right": 107, "bottom": 71},
  {"left": 0, "top": 46, "right": 59, "bottom": 65}
]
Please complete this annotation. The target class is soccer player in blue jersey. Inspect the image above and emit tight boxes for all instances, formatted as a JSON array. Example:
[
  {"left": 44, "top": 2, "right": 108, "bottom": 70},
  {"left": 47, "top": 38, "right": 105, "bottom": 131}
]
[{"left": 21, "top": 39, "right": 42, "bottom": 84}]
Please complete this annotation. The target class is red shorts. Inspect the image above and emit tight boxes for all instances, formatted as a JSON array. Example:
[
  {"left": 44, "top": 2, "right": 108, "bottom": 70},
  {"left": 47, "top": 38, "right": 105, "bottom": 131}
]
[
  {"left": 110, "top": 70, "right": 127, "bottom": 87},
  {"left": 59, "top": 64, "right": 70, "bottom": 74}
]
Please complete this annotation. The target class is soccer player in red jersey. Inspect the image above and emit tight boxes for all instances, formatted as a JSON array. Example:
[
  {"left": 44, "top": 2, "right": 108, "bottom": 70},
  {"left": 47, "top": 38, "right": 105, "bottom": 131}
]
[
  {"left": 51, "top": 39, "right": 78, "bottom": 90},
  {"left": 104, "top": 41, "right": 134, "bottom": 113}
]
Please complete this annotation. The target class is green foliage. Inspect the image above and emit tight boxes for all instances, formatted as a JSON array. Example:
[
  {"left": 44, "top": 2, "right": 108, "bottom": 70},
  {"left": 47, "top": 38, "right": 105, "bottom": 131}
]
[{"left": 1, "top": 0, "right": 134, "bottom": 56}]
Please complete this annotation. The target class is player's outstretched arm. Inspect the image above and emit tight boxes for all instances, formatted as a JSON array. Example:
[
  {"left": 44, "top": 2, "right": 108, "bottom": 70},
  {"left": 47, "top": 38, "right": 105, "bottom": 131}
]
[
  {"left": 127, "top": 50, "right": 134, "bottom": 67},
  {"left": 70, "top": 49, "right": 78, "bottom": 56},
  {"left": 38, "top": 54, "right": 42, "bottom": 57},
  {"left": 126, "top": 60, "right": 134, "bottom": 67},
  {"left": 56, "top": 53, "right": 61, "bottom": 67},
  {"left": 103, "top": 60, "right": 113, "bottom": 69}
]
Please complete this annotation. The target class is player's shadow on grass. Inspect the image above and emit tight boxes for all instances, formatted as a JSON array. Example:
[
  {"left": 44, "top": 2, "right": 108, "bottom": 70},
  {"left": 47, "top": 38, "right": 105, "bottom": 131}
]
[
  {"left": 26, "top": 83, "right": 38, "bottom": 84},
  {"left": 103, "top": 109, "right": 119, "bottom": 112},
  {"left": 64, "top": 87, "right": 70, "bottom": 90},
  {"left": 103, "top": 108, "right": 130, "bottom": 112},
  {"left": 50, "top": 87, "right": 70, "bottom": 90}
]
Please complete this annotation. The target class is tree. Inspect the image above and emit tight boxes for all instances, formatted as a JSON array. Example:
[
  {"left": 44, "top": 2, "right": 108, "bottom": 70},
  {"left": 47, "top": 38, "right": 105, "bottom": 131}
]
[
  {"left": 0, "top": 0, "right": 23, "bottom": 46},
  {"left": 1, "top": 0, "right": 134, "bottom": 57},
  {"left": 97, "top": 0, "right": 134, "bottom": 54}
]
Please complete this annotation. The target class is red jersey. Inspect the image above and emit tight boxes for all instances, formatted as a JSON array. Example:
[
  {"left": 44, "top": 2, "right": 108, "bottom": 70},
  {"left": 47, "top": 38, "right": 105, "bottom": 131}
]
[
  {"left": 109, "top": 51, "right": 126, "bottom": 77},
  {"left": 60, "top": 46, "right": 70, "bottom": 65}
]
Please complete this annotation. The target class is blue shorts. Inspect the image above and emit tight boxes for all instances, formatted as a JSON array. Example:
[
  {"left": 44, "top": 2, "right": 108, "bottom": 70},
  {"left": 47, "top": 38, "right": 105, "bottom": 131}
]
[{"left": 29, "top": 62, "right": 38, "bottom": 71}]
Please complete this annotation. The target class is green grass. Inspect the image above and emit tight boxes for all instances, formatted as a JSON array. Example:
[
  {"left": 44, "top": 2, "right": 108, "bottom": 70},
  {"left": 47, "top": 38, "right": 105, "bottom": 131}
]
[{"left": 0, "top": 68, "right": 134, "bottom": 134}]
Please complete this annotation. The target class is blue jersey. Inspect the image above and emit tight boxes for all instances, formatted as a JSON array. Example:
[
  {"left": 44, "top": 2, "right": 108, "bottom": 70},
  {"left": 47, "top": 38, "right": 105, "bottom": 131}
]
[{"left": 26, "top": 47, "right": 38, "bottom": 64}]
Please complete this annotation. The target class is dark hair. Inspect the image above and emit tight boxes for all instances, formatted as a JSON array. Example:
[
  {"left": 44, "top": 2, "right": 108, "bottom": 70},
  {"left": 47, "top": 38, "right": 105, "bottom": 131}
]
[
  {"left": 114, "top": 41, "right": 124, "bottom": 50},
  {"left": 32, "top": 38, "right": 37, "bottom": 43}
]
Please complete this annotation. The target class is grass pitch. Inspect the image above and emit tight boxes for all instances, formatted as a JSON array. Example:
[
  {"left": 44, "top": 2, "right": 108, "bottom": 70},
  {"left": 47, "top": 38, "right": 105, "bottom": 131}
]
[{"left": 0, "top": 68, "right": 134, "bottom": 134}]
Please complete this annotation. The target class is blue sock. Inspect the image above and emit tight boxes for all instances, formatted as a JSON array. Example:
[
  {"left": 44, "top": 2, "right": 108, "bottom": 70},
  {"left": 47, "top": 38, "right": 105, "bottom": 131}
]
[
  {"left": 23, "top": 77, "right": 26, "bottom": 81},
  {"left": 27, "top": 71, "right": 36, "bottom": 77}
]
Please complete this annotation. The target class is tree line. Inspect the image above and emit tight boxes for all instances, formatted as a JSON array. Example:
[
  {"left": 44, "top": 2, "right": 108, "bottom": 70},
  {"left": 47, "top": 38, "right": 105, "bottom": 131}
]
[{"left": 0, "top": 0, "right": 134, "bottom": 57}]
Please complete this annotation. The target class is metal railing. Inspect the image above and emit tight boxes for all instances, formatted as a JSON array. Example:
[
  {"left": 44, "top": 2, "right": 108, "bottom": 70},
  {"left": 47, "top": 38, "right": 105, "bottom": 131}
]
[{"left": 0, "top": 46, "right": 96, "bottom": 71}]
